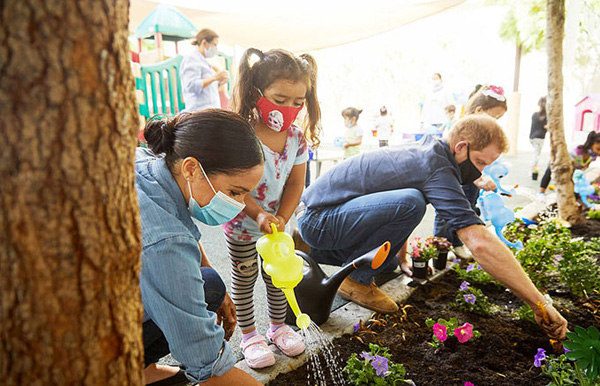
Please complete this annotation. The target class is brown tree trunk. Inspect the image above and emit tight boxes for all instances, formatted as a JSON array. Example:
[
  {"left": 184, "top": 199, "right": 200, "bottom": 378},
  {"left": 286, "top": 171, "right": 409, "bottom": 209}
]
[
  {"left": 513, "top": 42, "right": 522, "bottom": 92},
  {"left": 546, "top": 0, "right": 582, "bottom": 224},
  {"left": 0, "top": 1, "right": 143, "bottom": 385}
]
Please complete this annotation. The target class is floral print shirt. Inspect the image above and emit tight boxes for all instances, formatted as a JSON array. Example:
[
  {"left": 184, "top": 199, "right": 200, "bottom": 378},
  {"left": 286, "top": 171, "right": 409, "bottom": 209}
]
[
  {"left": 223, "top": 124, "right": 308, "bottom": 242},
  {"left": 570, "top": 146, "right": 598, "bottom": 170}
]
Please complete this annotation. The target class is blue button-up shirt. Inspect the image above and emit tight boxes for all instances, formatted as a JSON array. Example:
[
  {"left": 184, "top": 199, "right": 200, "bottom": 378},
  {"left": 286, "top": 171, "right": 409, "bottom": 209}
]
[
  {"left": 180, "top": 51, "right": 220, "bottom": 112},
  {"left": 302, "top": 135, "right": 484, "bottom": 233},
  {"left": 135, "top": 148, "right": 235, "bottom": 382}
]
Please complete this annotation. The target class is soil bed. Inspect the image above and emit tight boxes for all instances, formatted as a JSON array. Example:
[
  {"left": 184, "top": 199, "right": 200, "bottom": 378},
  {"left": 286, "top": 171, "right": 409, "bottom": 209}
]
[{"left": 269, "top": 267, "right": 600, "bottom": 386}]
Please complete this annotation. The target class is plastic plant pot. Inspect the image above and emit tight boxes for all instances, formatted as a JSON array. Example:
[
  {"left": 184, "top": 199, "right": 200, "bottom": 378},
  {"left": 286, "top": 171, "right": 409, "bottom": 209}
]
[
  {"left": 532, "top": 172, "right": 538, "bottom": 181},
  {"left": 433, "top": 251, "right": 448, "bottom": 270},
  {"left": 412, "top": 257, "right": 428, "bottom": 279}
]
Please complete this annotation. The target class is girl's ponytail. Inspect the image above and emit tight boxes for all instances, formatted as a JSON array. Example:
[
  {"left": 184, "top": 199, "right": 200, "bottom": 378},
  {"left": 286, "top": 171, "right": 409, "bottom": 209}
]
[
  {"left": 232, "top": 48, "right": 264, "bottom": 123},
  {"left": 299, "top": 53, "right": 321, "bottom": 148}
]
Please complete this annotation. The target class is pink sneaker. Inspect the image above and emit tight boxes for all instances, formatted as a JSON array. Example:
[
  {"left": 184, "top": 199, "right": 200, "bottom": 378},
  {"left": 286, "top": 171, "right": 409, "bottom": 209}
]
[
  {"left": 241, "top": 334, "right": 275, "bottom": 369},
  {"left": 267, "top": 325, "right": 305, "bottom": 357}
]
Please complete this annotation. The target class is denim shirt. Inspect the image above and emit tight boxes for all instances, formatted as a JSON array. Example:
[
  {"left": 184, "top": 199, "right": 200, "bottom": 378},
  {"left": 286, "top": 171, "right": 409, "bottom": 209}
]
[
  {"left": 135, "top": 148, "right": 235, "bottom": 382},
  {"left": 180, "top": 51, "right": 220, "bottom": 112},
  {"left": 302, "top": 135, "right": 484, "bottom": 233}
]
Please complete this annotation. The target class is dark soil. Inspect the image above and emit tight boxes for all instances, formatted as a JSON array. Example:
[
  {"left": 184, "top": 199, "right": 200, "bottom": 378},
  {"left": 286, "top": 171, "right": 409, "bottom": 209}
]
[
  {"left": 269, "top": 269, "right": 600, "bottom": 386},
  {"left": 571, "top": 217, "right": 600, "bottom": 241}
]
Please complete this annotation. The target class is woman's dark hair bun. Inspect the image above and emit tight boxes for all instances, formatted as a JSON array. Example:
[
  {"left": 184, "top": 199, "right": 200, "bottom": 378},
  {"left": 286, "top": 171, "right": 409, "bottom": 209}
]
[{"left": 144, "top": 115, "right": 177, "bottom": 155}]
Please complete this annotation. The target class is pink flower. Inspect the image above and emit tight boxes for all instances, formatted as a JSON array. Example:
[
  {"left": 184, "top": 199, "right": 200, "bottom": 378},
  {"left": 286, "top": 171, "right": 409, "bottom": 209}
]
[
  {"left": 432, "top": 323, "right": 447, "bottom": 342},
  {"left": 454, "top": 323, "right": 474, "bottom": 343},
  {"left": 465, "top": 382, "right": 476, "bottom": 386}
]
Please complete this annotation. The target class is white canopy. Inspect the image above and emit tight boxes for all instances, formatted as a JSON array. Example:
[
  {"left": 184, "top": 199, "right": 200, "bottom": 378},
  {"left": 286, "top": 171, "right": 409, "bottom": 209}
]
[{"left": 129, "top": 0, "right": 465, "bottom": 52}]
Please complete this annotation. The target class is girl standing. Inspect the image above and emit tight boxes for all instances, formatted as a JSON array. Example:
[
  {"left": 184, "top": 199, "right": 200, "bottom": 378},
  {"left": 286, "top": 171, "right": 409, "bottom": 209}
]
[
  {"left": 224, "top": 48, "right": 321, "bottom": 369},
  {"left": 342, "top": 107, "right": 364, "bottom": 157}
]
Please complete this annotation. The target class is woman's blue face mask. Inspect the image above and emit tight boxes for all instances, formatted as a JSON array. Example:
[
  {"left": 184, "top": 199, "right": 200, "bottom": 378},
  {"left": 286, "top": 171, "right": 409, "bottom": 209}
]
[{"left": 187, "top": 163, "right": 245, "bottom": 226}]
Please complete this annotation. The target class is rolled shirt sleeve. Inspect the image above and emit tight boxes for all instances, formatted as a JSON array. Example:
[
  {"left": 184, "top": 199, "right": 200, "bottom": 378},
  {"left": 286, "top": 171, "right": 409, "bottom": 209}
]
[
  {"left": 421, "top": 165, "right": 485, "bottom": 233},
  {"left": 140, "top": 236, "right": 235, "bottom": 382}
]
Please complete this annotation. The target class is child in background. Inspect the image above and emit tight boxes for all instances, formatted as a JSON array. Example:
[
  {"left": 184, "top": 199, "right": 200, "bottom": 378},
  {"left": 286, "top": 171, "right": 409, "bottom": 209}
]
[
  {"left": 225, "top": 48, "right": 321, "bottom": 369},
  {"left": 529, "top": 96, "right": 548, "bottom": 176},
  {"left": 375, "top": 106, "right": 394, "bottom": 147},
  {"left": 441, "top": 104, "right": 456, "bottom": 133},
  {"left": 539, "top": 131, "right": 600, "bottom": 196},
  {"left": 342, "top": 107, "right": 364, "bottom": 157}
]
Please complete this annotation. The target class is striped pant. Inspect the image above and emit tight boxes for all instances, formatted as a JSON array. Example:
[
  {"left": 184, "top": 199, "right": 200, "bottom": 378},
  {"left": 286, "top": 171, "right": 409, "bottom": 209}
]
[{"left": 225, "top": 237, "right": 288, "bottom": 332}]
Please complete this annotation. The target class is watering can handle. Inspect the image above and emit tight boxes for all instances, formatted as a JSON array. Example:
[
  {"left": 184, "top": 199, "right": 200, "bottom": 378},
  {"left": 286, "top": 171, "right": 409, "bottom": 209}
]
[{"left": 270, "top": 223, "right": 278, "bottom": 235}]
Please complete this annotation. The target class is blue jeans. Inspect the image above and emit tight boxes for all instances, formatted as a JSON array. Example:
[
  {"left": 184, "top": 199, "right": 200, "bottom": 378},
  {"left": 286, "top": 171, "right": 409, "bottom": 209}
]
[
  {"left": 143, "top": 267, "right": 225, "bottom": 367},
  {"left": 434, "top": 183, "right": 479, "bottom": 247},
  {"left": 298, "top": 188, "right": 427, "bottom": 285}
]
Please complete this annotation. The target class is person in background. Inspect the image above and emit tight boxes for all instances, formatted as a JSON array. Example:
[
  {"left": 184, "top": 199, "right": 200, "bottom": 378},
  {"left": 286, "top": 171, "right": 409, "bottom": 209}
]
[
  {"left": 180, "top": 28, "right": 229, "bottom": 112},
  {"left": 529, "top": 96, "right": 548, "bottom": 176},
  {"left": 441, "top": 104, "right": 457, "bottom": 133},
  {"left": 137, "top": 110, "right": 263, "bottom": 386},
  {"left": 421, "top": 73, "right": 453, "bottom": 130},
  {"left": 375, "top": 106, "right": 394, "bottom": 147},
  {"left": 225, "top": 47, "right": 321, "bottom": 369},
  {"left": 342, "top": 107, "right": 364, "bottom": 157},
  {"left": 539, "top": 131, "right": 600, "bottom": 197}
]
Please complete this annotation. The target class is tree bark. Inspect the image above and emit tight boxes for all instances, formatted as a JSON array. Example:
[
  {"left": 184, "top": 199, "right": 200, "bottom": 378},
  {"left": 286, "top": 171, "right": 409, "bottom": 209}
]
[
  {"left": 546, "top": 0, "right": 582, "bottom": 224},
  {"left": 0, "top": 1, "right": 143, "bottom": 385},
  {"left": 513, "top": 42, "right": 522, "bottom": 92}
]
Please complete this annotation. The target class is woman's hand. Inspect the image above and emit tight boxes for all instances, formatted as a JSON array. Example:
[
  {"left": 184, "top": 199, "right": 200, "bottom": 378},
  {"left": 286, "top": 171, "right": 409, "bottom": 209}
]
[
  {"left": 257, "top": 212, "right": 281, "bottom": 234},
  {"left": 215, "top": 70, "right": 229, "bottom": 83},
  {"left": 216, "top": 293, "right": 237, "bottom": 341}
]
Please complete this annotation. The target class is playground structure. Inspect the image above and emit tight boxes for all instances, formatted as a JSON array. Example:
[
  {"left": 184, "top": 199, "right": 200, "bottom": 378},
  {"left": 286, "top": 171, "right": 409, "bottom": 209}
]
[
  {"left": 573, "top": 95, "right": 600, "bottom": 141},
  {"left": 130, "top": 4, "right": 233, "bottom": 143}
]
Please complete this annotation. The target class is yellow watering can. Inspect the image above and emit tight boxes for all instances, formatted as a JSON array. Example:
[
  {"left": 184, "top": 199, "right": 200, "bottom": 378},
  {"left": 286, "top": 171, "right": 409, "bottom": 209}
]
[{"left": 256, "top": 223, "right": 311, "bottom": 329}]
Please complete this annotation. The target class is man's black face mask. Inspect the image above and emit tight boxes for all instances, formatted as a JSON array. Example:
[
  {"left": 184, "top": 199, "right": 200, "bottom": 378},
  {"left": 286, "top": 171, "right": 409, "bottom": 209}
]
[{"left": 458, "top": 145, "right": 482, "bottom": 185}]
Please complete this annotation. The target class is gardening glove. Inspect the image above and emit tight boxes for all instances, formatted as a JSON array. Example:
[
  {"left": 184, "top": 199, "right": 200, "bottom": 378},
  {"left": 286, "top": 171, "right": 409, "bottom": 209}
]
[{"left": 534, "top": 304, "right": 568, "bottom": 341}]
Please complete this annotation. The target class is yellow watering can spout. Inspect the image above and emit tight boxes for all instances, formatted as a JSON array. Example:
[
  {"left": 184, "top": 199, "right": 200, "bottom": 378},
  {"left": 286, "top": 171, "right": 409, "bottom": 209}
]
[{"left": 256, "top": 223, "right": 311, "bottom": 329}]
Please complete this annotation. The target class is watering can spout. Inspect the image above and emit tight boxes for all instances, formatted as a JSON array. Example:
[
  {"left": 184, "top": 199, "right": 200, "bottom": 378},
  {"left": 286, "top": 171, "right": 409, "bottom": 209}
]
[{"left": 324, "top": 242, "right": 391, "bottom": 292}]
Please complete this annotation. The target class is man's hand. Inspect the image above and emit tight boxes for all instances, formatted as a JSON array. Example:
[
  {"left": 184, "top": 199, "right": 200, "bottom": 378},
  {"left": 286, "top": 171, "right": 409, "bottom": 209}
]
[
  {"left": 216, "top": 293, "right": 237, "bottom": 341},
  {"left": 533, "top": 303, "right": 568, "bottom": 341},
  {"left": 257, "top": 212, "right": 281, "bottom": 234}
]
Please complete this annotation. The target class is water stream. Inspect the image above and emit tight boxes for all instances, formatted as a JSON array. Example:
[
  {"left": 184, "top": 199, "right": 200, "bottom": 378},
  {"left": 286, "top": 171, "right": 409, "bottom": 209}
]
[{"left": 301, "top": 321, "right": 345, "bottom": 386}]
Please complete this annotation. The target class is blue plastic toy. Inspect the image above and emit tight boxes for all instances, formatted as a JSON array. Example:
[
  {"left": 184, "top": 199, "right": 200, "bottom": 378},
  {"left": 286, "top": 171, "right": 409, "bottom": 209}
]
[
  {"left": 333, "top": 137, "right": 345, "bottom": 148},
  {"left": 477, "top": 191, "right": 523, "bottom": 250},
  {"left": 573, "top": 169, "right": 596, "bottom": 208},
  {"left": 483, "top": 160, "right": 517, "bottom": 197}
]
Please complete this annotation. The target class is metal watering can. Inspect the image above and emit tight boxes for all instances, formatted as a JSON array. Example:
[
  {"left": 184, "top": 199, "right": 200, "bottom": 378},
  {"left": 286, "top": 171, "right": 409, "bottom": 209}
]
[
  {"left": 256, "top": 224, "right": 311, "bottom": 329},
  {"left": 286, "top": 242, "right": 391, "bottom": 326}
]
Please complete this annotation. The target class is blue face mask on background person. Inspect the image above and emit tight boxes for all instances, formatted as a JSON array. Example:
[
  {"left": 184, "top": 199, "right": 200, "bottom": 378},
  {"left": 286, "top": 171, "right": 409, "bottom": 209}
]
[
  {"left": 186, "top": 163, "right": 245, "bottom": 226},
  {"left": 205, "top": 45, "right": 217, "bottom": 58}
]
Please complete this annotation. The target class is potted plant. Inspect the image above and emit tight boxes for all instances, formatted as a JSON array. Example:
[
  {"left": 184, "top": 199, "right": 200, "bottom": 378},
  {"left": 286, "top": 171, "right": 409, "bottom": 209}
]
[
  {"left": 409, "top": 237, "right": 437, "bottom": 279},
  {"left": 426, "top": 236, "right": 451, "bottom": 270},
  {"left": 532, "top": 166, "right": 539, "bottom": 181}
]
